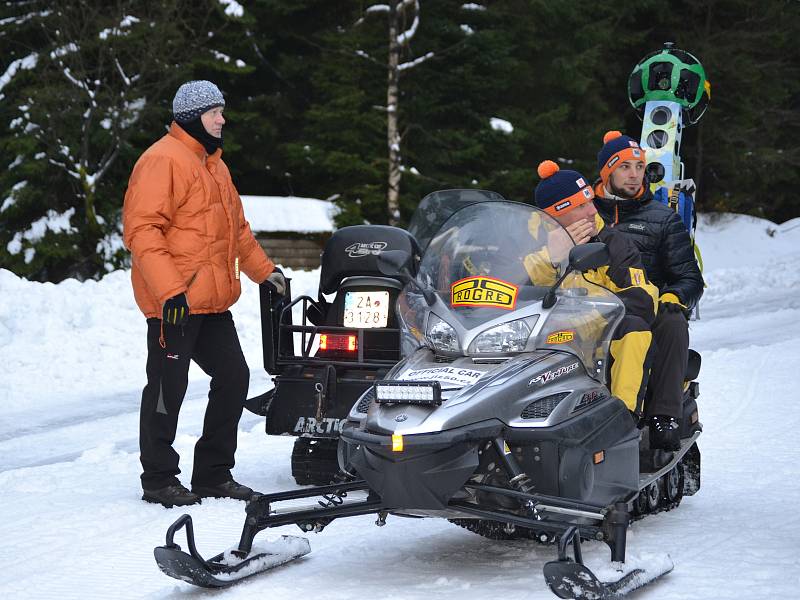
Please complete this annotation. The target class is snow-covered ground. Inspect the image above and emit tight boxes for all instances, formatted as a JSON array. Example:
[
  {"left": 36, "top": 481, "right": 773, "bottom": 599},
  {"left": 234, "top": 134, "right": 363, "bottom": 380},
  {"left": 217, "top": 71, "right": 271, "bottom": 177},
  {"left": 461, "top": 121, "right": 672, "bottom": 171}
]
[{"left": 1, "top": 212, "right": 799, "bottom": 599}]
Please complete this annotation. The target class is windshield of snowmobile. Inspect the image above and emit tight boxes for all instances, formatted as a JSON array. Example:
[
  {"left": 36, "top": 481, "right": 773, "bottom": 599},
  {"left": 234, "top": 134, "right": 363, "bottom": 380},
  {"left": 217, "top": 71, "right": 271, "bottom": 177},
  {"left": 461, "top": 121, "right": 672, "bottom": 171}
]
[{"left": 398, "top": 200, "right": 624, "bottom": 379}]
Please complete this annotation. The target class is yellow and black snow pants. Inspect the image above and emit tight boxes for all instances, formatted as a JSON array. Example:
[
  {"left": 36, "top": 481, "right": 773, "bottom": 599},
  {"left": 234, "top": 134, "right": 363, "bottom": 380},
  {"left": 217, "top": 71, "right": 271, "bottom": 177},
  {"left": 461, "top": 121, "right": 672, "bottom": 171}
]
[{"left": 524, "top": 213, "right": 658, "bottom": 413}]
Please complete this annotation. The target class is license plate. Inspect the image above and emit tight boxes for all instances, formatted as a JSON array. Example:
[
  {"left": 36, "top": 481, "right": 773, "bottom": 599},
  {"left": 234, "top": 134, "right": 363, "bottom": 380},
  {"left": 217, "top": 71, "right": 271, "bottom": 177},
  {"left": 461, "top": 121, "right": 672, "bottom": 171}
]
[{"left": 343, "top": 291, "right": 390, "bottom": 328}]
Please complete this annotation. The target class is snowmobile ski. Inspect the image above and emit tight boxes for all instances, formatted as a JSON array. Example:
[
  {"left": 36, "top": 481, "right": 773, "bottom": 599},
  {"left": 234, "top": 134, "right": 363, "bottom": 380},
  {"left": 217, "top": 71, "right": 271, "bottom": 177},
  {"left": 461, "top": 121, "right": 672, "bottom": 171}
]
[
  {"left": 543, "top": 526, "right": 673, "bottom": 599},
  {"left": 154, "top": 514, "right": 310, "bottom": 588}
]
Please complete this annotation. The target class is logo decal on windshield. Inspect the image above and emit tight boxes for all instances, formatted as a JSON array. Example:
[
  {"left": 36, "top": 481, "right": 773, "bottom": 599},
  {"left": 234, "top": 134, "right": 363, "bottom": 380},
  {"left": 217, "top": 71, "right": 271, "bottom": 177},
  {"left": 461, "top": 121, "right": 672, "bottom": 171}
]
[
  {"left": 546, "top": 330, "right": 575, "bottom": 344},
  {"left": 451, "top": 276, "right": 518, "bottom": 309}
]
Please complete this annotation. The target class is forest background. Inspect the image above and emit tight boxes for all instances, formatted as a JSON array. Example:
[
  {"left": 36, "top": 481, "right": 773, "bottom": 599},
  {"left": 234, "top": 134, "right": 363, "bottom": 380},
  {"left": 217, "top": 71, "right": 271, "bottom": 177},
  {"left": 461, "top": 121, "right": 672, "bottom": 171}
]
[{"left": 1, "top": 0, "right": 797, "bottom": 282}]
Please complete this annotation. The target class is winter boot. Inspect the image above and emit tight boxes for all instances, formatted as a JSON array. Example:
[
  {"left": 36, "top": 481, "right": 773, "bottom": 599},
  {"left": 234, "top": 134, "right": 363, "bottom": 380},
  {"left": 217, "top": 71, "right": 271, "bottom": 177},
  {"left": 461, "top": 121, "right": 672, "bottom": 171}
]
[
  {"left": 142, "top": 483, "right": 202, "bottom": 508},
  {"left": 192, "top": 479, "right": 257, "bottom": 501},
  {"left": 649, "top": 415, "right": 681, "bottom": 451}
]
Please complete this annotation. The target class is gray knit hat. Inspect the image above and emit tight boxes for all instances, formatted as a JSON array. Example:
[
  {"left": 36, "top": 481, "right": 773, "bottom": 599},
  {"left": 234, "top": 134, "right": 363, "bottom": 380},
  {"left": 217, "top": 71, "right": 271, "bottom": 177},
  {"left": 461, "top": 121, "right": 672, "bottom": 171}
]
[{"left": 172, "top": 80, "right": 225, "bottom": 123}]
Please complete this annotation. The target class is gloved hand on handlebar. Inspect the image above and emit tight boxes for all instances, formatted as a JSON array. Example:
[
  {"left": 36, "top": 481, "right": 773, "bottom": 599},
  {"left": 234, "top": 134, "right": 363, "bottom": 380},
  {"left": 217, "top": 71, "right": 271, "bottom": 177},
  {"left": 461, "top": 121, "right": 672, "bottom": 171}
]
[
  {"left": 261, "top": 267, "right": 286, "bottom": 296},
  {"left": 658, "top": 293, "right": 687, "bottom": 315}
]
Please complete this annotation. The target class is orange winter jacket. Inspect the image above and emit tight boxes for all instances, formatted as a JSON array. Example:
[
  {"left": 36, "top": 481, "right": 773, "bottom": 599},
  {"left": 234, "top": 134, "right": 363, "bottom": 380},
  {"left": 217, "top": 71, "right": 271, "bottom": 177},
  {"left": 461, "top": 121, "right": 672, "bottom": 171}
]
[{"left": 123, "top": 122, "right": 274, "bottom": 318}]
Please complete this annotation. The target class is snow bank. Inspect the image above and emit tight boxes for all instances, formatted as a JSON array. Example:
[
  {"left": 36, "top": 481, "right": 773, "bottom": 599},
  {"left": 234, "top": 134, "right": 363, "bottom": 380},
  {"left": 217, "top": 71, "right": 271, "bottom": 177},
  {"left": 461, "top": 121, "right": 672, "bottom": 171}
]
[
  {"left": 0, "top": 266, "right": 321, "bottom": 431},
  {"left": 696, "top": 213, "right": 800, "bottom": 269}
]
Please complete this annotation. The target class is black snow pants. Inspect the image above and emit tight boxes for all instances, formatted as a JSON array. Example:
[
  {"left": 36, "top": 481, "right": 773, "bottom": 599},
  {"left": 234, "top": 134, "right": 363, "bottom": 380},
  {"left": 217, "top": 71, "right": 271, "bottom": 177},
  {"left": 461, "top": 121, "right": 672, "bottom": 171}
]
[
  {"left": 139, "top": 311, "right": 249, "bottom": 491},
  {"left": 646, "top": 309, "right": 689, "bottom": 420}
]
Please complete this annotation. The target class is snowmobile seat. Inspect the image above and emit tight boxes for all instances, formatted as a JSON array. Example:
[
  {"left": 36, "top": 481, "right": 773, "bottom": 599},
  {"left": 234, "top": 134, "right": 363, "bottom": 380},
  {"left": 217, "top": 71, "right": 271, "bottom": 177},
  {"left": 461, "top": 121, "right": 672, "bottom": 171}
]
[
  {"left": 318, "top": 225, "right": 420, "bottom": 296},
  {"left": 307, "top": 224, "right": 420, "bottom": 327}
]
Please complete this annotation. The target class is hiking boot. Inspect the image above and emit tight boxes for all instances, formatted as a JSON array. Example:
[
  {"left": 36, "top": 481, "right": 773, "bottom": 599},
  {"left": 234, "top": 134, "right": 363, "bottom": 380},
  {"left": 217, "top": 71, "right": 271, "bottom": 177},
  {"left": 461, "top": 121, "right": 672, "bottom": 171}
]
[
  {"left": 192, "top": 479, "right": 256, "bottom": 501},
  {"left": 142, "top": 483, "right": 201, "bottom": 508},
  {"left": 649, "top": 415, "right": 681, "bottom": 451}
]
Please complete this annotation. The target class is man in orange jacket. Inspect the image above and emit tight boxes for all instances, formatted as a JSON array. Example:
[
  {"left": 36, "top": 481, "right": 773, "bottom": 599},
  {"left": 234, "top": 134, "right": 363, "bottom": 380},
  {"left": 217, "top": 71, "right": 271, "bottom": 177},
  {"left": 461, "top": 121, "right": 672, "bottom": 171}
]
[{"left": 123, "top": 80, "right": 286, "bottom": 507}]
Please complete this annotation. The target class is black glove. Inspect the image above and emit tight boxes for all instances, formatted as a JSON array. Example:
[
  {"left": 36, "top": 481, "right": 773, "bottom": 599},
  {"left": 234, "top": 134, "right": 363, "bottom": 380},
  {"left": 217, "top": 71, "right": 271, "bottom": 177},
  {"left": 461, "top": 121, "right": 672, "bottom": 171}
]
[
  {"left": 261, "top": 267, "right": 286, "bottom": 296},
  {"left": 658, "top": 293, "right": 687, "bottom": 315},
  {"left": 162, "top": 293, "right": 190, "bottom": 326},
  {"left": 659, "top": 302, "right": 685, "bottom": 314}
]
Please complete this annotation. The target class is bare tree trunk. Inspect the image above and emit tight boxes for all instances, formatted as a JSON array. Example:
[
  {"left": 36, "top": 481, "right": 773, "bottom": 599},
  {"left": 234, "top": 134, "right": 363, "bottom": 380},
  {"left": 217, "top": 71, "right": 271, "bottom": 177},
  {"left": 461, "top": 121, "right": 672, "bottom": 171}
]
[{"left": 386, "top": 0, "right": 402, "bottom": 226}]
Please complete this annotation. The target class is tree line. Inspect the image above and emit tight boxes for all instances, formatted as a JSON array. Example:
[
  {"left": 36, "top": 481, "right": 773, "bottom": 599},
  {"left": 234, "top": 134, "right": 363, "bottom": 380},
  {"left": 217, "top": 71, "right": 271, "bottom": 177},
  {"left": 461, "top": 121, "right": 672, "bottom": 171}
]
[{"left": 1, "top": 0, "right": 797, "bottom": 282}]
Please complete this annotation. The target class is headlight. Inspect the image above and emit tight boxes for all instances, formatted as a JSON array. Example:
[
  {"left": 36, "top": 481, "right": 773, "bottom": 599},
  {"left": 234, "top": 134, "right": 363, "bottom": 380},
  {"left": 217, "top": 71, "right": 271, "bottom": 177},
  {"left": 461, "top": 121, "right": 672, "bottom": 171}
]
[
  {"left": 468, "top": 317, "right": 535, "bottom": 354},
  {"left": 426, "top": 314, "right": 460, "bottom": 354}
]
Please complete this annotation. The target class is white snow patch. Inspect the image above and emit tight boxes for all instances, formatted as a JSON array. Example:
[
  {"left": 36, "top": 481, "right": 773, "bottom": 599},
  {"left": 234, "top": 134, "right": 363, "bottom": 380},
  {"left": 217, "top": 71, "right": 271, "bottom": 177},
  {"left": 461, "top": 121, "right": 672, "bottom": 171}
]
[
  {"left": 239, "top": 195, "right": 338, "bottom": 233},
  {"left": 397, "top": 0, "right": 420, "bottom": 45},
  {"left": 1, "top": 181, "right": 27, "bottom": 213},
  {"left": 398, "top": 51, "right": 435, "bottom": 71},
  {"left": 490, "top": 116, "right": 513, "bottom": 134},
  {"left": 50, "top": 43, "right": 79, "bottom": 59},
  {"left": 461, "top": 3, "right": 487, "bottom": 10},
  {"left": 96, "top": 231, "right": 126, "bottom": 262},
  {"left": 460, "top": 24, "right": 475, "bottom": 35},
  {"left": 0, "top": 53, "right": 38, "bottom": 94},
  {"left": 7, "top": 207, "right": 78, "bottom": 254},
  {"left": 218, "top": 0, "right": 244, "bottom": 17},
  {"left": 0, "top": 10, "right": 51, "bottom": 27},
  {"left": 211, "top": 49, "right": 232, "bottom": 63},
  {"left": 98, "top": 15, "right": 139, "bottom": 40},
  {"left": 6, "top": 232, "right": 22, "bottom": 255}
]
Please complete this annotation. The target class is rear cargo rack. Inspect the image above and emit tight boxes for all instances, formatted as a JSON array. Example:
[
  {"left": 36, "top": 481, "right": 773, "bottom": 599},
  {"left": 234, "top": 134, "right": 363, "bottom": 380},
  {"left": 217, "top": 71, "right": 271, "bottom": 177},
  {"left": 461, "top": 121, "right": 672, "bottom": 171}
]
[{"left": 276, "top": 295, "right": 400, "bottom": 369}]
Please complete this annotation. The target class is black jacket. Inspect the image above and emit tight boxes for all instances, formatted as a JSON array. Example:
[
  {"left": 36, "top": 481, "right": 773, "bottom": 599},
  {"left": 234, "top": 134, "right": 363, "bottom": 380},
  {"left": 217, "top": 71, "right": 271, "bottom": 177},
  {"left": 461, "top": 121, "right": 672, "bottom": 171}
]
[{"left": 594, "top": 185, "right": 704, "bottom": 310}]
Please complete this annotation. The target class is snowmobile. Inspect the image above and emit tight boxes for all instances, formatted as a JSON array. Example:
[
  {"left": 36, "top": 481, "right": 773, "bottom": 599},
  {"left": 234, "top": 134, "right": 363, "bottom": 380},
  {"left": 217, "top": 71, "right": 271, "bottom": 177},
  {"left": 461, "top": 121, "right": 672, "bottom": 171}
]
[
  {"left": 244, "top": 189, "right": 505, "bottom": 485},
  {"left": 244, "top": 223, "right": 420, "bottom": 485},
  {"left": 155, "top": 191, "right": 702, "bottom": 599}
]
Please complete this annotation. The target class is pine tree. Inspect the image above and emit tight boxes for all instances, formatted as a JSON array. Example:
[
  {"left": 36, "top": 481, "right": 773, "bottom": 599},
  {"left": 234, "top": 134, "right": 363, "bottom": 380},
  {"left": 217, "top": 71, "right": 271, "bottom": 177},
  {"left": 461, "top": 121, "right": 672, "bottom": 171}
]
[{"left": 0, "top": 1, "right": 219, "bottom": 280}]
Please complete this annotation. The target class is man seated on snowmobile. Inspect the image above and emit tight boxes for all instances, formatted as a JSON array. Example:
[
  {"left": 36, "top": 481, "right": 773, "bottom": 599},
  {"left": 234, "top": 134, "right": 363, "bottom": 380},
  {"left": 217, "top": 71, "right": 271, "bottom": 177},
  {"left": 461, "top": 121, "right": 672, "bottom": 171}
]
[
  {"left": 593, "top": 131, "right": 704, "bottom": 450},
  {"left": 524, "top": 160, "right": 658, "bottom": 418}
]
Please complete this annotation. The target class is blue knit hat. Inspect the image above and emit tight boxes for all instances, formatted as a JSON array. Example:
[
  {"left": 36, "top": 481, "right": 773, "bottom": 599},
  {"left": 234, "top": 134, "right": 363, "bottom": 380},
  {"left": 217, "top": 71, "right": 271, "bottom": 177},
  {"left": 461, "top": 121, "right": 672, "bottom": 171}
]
[
  {"left": 534, "top": 160, "right": 595, "bottom": 217},
  {"left": 597, "top": 130, "right": 645, "bottom": 184},
  {"left": 172, "top": 80, "right": 225, "bottom": 123}
]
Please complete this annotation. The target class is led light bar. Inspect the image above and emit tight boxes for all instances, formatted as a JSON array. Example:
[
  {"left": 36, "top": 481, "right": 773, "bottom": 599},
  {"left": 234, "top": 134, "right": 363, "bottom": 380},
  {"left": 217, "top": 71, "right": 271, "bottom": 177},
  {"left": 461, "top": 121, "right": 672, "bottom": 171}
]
[{"left": 374, "top": 381, "right": 442, "bottom": 406}]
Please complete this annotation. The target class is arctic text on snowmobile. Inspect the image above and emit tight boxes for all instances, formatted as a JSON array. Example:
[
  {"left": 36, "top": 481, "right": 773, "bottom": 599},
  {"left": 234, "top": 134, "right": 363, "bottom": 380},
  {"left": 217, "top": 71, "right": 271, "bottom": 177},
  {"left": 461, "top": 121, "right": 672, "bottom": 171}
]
[{"left": 154, "top": 193, "right": 702, "bottom": 599}]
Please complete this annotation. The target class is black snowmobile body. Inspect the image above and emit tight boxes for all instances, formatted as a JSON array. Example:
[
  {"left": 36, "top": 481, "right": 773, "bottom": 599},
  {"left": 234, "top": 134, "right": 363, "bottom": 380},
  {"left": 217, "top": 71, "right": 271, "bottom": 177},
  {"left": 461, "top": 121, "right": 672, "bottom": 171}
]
[
  {"left": 156, "top": 192, "right": 702, "bottom": 599},
  {"left": 245, "top": 224, "right": 420, "bottom": 485}
]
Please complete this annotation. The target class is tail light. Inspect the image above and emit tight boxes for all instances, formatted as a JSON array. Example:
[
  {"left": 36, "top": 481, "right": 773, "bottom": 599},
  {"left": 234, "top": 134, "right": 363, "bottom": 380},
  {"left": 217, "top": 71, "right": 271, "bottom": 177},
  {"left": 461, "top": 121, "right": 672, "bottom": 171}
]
[{"left": 319, "top": 333, "right": 358, "bottom": 352}]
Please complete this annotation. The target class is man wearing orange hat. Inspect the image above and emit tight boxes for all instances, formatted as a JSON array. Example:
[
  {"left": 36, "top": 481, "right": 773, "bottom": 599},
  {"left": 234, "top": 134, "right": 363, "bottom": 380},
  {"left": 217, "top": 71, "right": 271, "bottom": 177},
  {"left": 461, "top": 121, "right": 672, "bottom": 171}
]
[
  {"left": 526, "top": 160, "right": 659, "bottom": 419},
  {"left": 594, "top": 131, "right": 704, "bottom": 450}
]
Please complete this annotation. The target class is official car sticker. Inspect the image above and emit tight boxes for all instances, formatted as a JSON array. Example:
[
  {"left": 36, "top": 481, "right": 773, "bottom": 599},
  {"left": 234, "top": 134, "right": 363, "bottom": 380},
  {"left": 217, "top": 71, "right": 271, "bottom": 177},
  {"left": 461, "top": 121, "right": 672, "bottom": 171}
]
[
  {"left": 345, "top": 241, "right": 387, "bottom": 258},
  {"left": 546, "top": 330, "right": 575, "bottom": 344},
  {"left": 400, "top": 366, "right": 485, "bottom": 387},
  {"left": 528, "top": 362, "right": 579, "bottom": 386},
  {"left": 451, "top": 276, "right": 518, "bottom": 309}
]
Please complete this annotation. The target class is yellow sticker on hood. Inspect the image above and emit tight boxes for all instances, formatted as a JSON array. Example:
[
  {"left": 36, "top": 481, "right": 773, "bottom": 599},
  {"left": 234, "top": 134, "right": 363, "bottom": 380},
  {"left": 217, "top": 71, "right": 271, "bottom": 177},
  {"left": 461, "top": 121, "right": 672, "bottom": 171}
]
[
  {"left": 451, "top": 276, "right": 518, "bottom": 309},
  {"left": 546, "top": 330, "right": 575, "bottom": 344}
]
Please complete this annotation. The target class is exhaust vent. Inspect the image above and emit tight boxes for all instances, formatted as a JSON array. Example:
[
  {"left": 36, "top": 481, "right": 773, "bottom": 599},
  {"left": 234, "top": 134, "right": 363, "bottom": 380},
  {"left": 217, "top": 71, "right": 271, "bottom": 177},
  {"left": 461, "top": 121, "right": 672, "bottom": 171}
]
[
  {"left": 355, "top": 387, "right": 375, "bottom": 414},
  {"left": 521, "top": 392, "right": 571, "bottom": 419}
]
